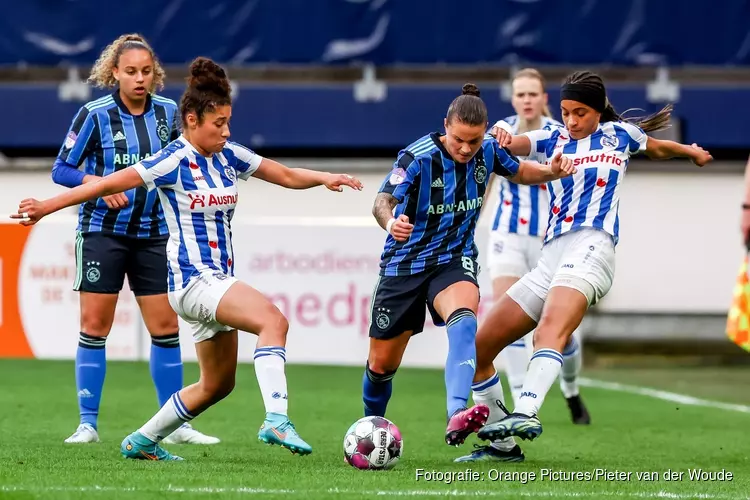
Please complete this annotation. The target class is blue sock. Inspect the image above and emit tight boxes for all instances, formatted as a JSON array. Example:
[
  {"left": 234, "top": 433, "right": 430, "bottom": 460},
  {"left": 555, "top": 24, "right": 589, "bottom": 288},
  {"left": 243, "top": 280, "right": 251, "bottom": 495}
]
[
  {"left": 362, "top": 363, "right": 396, "bottom": 417},
  {"left": 445, "top": 308, "right": 478, "bottom": 418},
  {"left": 150, "top": 333, "right": 183, "bottom": 407},
  {"left": 76, "top": 332, "right": 107, "bottom": 429}
]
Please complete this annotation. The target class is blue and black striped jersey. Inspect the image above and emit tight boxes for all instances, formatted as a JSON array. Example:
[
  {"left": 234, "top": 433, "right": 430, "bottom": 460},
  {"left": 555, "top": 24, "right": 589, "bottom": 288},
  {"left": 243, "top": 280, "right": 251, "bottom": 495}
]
[
  {"left": 378, "top": 132, "right": 520, "bottom": 276},
  {"left": 57, "top": 91, "right": 179, "bottom": 238}
]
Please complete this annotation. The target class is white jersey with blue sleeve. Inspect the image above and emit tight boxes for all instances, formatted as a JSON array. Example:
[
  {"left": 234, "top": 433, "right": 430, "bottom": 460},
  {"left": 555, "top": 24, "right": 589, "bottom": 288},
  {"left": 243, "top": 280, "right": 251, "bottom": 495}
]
[
  {"left": 133, "top": 135, "right": 262, "bottom": 292},
  {"left": 490, "top": 115, "right": 564, "bottom": 237},
  {"left": 524, "top": 121, "right": 647, "bottom": 245}
]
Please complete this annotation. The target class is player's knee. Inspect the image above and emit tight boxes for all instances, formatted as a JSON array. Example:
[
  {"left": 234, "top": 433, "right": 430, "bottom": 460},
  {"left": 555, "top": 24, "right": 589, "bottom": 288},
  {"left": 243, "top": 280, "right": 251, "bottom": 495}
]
[
  {"left": 260, "top": 305, "right": 289, "bottom": 343},
  {"left": 365, "top": 361, "right": 397, "bottom": 384},
  {"left": 276, "top": 313, "right": 290, "bottom": 337},
  {"left": 145, "top": 315, "right": 179, "bottom": 337},
  {"left": 367, "top": 350, "right": 400, "bottom": 374},
  {"left": 80, "top": 311, "right": 114, "bottom": 337}
]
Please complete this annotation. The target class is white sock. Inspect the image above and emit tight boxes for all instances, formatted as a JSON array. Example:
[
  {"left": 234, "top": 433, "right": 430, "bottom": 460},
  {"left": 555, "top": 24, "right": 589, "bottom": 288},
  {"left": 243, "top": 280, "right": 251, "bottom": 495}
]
[
  {"left": 254, "top": 346, "right": 288, "bottom": 416},
  {"left": 500, "top": 332, "right": 533, "bottom": 406},
  {"left": 560, "top": 331, "right": 582, "bottom": 398},
  {"left": 139, "top": 392, "right": 195, "bottom": 442},
  {"left": 515, "top": 348, "right": 564, "bottom": 417},
  {"left": 472, "top": 371, "right": 517, "bottom": 451}
]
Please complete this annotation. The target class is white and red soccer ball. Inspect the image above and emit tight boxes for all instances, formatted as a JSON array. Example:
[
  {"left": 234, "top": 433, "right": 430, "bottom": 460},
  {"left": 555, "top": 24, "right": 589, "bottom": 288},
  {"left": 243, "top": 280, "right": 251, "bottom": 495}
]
[{"left": 343, "top": 416, "right": 403, "bottom": 470}]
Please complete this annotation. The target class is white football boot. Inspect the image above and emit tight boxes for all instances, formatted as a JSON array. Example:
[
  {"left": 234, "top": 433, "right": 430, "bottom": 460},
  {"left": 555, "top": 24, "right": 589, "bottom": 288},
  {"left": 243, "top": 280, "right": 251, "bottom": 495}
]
[
  {"left": 162, "top": 423, "right": 220, "bottom": 445},
  {"left": 64, "top": 423, "right": 100, "bottom": 444}
]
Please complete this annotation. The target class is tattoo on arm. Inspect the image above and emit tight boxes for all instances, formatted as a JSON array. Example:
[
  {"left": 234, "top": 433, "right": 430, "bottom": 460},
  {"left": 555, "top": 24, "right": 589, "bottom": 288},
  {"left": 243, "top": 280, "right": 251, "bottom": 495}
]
[{"left": 372, "top": 192, "right": 398, "bottom": 230}]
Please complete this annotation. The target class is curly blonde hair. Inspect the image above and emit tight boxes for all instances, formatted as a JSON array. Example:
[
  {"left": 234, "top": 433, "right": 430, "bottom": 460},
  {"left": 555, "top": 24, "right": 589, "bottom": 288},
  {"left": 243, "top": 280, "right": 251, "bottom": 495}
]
[{"left": 88, "top": 34, "right": 165, "bottom": 92}]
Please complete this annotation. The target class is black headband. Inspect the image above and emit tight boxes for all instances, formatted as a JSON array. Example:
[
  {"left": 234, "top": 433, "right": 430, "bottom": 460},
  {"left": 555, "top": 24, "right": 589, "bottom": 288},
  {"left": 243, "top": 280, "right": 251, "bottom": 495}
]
[{"left": 560, "top": 82, "right": 606, "bottom": 113}]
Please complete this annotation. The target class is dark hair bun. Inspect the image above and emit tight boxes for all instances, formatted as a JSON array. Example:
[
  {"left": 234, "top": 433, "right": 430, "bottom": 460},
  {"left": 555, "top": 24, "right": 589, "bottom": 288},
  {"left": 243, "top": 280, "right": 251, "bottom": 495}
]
[
  {"left": 462, "top": 83, "right": 481, "bottom": 97},
  {"left": 188, "top": 57, "right": 230, "bottom": 97}
]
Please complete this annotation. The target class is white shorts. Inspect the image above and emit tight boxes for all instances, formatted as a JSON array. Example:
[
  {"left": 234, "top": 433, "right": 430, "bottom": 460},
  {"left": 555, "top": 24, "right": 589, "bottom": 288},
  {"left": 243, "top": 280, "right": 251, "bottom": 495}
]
[
  {"left": 506, "top": 229, "right": 615, "bottom": 322},
  {"left": 168, "top": 271, "right": 239, "bottom": 343},
  {"left": 487, "top": 231, "right": 544, "bottom": 279}
]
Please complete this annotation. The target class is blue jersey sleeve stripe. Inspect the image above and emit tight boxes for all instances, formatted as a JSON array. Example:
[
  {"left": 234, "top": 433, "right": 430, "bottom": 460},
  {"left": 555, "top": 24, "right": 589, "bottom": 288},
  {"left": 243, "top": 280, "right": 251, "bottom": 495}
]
[
  {"left": 406, "top": 137, "right": 433, "bottom": 155},
  {"left": 151, "top": 95, "right": 177, "bottom": 106},
  {"left": 58, "top": 107, "right": 96, "bottom": 165},
  {"left": 612, "top": 123, "right": 642, "bottom": 153},
  {"left": 491, "top": 143, "right": 520, "bottom": 177},
  {"left": 379, "top": 151, "right": 418, "bottom": 199},
  {"left": 541, "top": 129, "right": 561, "bottom": 158},
  {"left": 83, "top": 95, "right": 114, "bottom": 111}
]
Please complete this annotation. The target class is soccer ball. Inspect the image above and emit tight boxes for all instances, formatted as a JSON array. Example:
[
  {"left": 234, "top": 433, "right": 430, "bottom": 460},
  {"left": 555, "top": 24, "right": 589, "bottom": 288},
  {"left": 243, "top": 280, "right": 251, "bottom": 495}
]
[{"left": 343, "top": 416, "right": 403, "bottom": 470}]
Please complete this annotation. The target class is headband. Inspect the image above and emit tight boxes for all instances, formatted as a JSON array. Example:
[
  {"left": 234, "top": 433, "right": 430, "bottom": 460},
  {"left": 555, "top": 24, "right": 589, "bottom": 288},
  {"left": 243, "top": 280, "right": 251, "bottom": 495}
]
[{"left": 560, "top": 82, "right": 606, "bottom": 113}]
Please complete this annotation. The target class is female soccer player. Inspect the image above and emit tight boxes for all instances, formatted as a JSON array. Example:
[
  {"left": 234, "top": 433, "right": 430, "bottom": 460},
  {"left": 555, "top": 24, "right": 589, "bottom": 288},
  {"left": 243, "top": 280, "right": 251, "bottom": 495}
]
[
  {"left": 52, "top": 34, "right": 217, "bottom": 445},
  {"left": 488, "top": 70, "right": 589, "bottom": 417},
  {"left": 470, "top": 71, "right": 713, "bottom": 447},
  {"left": 363, "top": 83, "right": 576, "bottom": 448},
  {"left": 455, "top": 69, "right": 590, "bottom": 464},
  {"left": 14, "top": 57, "right": 363, "bottom": 460}
]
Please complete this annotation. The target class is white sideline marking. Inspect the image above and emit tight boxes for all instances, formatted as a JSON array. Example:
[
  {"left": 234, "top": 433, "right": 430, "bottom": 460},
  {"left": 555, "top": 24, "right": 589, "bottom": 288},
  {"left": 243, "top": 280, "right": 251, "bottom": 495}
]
[
  {"left": 579, "top": 377, "right": 750, "bottom": 414},
  {"left": 0, "top": 486, "right": 745, "bottom": 499}
]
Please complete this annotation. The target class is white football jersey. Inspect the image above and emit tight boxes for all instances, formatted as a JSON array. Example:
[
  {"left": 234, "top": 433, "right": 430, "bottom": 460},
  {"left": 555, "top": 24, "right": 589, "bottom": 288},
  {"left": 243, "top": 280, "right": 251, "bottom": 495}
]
[
  {"left": 133, "top": 135, "right": 262, "bottom": 291},
  {"left": 490, "top": 115, "right": 564, "bottom": 237},
  {"left": 523, "top": 121, "right": 647, "bottom": 245}
]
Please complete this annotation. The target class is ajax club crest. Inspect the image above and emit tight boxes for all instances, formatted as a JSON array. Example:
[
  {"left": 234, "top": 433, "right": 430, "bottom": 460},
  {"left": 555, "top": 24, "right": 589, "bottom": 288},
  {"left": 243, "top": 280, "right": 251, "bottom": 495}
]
[{"left": 473, "top": 157, "right": 487, "bottom": 184}]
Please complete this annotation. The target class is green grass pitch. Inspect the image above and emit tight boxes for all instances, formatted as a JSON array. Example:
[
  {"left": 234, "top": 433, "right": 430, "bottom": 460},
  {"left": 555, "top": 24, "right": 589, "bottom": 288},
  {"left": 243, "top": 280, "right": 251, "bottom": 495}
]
[{"left": 1, "top": 360, "right": 749, "bottom": 499}]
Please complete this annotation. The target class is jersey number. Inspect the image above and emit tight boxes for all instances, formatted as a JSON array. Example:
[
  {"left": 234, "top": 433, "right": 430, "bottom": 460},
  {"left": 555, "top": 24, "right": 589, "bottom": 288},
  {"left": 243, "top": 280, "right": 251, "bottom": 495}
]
[{"left": 461, "top": 256, "right": 475, "bottom": 274}]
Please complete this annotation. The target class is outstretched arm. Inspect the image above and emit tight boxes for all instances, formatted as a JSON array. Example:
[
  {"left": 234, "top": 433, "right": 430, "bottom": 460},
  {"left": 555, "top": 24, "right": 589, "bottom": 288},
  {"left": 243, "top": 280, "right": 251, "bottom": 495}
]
[
  {"left": 12, "top": 168, "right": 144, "bottom": 226},
  {"left": 490, "top": 124, "right": 533, "bottom": 157},
  {"left": 643, "top": 137, "right": 713, "bottom": 166},
  {"left": 507, "top": 152, "right": 576, "bottom": 185},
  {"left": 252, "top": 158, "right": 363, "bottom": 191}
]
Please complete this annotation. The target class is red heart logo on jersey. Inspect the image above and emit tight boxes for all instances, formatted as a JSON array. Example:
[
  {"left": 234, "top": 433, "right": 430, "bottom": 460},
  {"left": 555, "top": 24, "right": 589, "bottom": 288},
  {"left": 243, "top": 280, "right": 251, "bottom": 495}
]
[
  {"left": 209, "top": 241, "right": 218, "bottom": 249},
  {"left": 504, "top": 200, "right": 512, "bottom": 206},
  {"left": 559, "top": 134, "right": 568, "bottom": 140},
  {"left": 540, "top": 184, "right": 547, "bottom": 191},
  {"left": 596, "top": 178, "right": 607, "bottom": 187},
  {"left": 564, "top": 216, "right": 574, "bottom": 223},
  {"left": 552, "top": 206, "right": 560, "bottom": 214},
  {"left": 519, "top": 218, "right": 529, "bottom": 225},
  {"left": 227, "top": 258, "right": 233, "bottom": 267},
  {"left": 189, "top": 162, "right": 200, "bottom": 170}
]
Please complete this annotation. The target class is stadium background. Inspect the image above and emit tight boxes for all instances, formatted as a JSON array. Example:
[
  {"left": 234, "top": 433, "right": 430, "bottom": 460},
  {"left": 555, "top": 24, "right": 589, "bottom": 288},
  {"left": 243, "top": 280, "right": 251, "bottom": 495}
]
[
  {"left": 2, "top": 2, "right": 750, "bottom": 499},
  {"left": 0, "top": 0, "right": 746, "bottom": 365}
]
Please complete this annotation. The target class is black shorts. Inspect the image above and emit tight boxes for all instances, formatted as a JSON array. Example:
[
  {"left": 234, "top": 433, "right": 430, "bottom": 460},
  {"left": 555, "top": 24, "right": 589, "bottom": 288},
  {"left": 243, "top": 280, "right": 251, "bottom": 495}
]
[
  {"left": 369, "top": 257, "right": 480, "bottom": 340},
  {"left": 73, "top": 232, "right": 168, "bottom": 296}
]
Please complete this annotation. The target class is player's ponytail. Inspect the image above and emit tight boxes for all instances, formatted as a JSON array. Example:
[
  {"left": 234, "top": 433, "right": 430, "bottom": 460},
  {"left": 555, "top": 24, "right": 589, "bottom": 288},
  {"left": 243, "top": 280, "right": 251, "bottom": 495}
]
[
  {"left": 88, "top": 34, "right": 165, "bottom": 91},
  {"left": 446, "top": 83, "right": 488, "bottom": 126},
  {"left": 180, "top": 57, "right": 232, "bottom": 126},
  {"left": 564, "top": 71, "right": 672, "bottom": 133}
]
